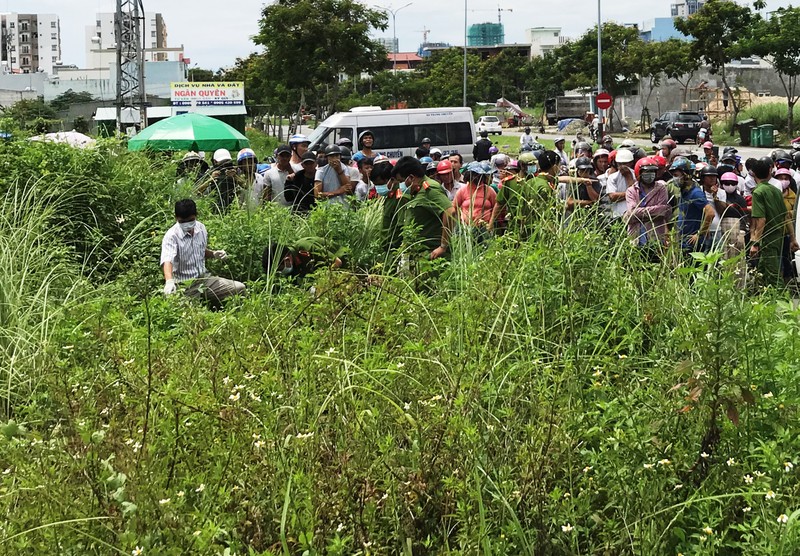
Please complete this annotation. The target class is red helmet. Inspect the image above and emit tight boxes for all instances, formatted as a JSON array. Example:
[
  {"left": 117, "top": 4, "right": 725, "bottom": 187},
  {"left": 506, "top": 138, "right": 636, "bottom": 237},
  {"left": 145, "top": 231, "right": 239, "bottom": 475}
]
[
  {"left": 436, "top": 160, "right": 452, "bottom": 175},
  {"left": 651, "top": 155, "right": 667, "bottom": 171},
  {"left": 635, "top": 156, "right": 658, "bottom": 179},
  {"left": 660, "top": 139, "right": 677, "bottom": 149},
  {"left": 608, "top": 149, "right": 617, "bottom": 165}
]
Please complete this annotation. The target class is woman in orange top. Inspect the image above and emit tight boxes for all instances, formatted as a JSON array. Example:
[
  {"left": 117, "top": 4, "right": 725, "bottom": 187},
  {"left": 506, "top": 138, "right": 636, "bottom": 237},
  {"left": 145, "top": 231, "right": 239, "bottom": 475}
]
[{"left": 453, "top": 161, "right": 497, "bottom": 228}]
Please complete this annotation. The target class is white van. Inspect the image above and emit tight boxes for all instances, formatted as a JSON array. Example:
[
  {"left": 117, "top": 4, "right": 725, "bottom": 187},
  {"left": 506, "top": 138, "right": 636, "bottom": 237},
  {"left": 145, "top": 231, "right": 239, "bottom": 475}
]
[{"left": 307, "top": 107, "right": 476, "bottom": 162}]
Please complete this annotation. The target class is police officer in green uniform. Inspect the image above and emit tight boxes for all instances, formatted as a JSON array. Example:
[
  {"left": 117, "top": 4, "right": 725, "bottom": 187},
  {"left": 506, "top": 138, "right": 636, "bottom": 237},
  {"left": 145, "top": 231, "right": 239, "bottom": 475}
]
[
  {"left": 391, "top": 156, "right": 456, "bottom": 260},
  {"left": 749, "top": 157, "right": 799, "bottom": 287}
]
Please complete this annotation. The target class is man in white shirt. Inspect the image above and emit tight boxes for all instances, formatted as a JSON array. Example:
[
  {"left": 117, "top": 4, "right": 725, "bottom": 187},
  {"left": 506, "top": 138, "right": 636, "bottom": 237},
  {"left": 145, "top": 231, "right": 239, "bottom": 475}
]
[
  {"left": 520, "top": 127, "right": 535, "bottom": 151},
  {"left": 160, "top": 199, "right": 245, "bottom": 306},
  {"left": 314, "top": 145, "right": 353, "bottom": 207},
  {"left": 605, "top": 148, "right": 636, "bottom": 219},
  {"left": 554, "top": 136, "right": 569, "bottom": 167},
  {"left": 265, "top": 144, "right": 292, "bottom": 207}
]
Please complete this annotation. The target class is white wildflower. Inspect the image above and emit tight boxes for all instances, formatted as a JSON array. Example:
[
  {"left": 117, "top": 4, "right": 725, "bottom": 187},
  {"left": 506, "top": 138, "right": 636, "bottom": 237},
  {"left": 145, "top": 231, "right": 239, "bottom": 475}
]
[
  {"left": 561, "top": 523, "right": 574, "bottom": 533},
  {"left": 778, "top": 514, "right": 789, "bottom": 524}
]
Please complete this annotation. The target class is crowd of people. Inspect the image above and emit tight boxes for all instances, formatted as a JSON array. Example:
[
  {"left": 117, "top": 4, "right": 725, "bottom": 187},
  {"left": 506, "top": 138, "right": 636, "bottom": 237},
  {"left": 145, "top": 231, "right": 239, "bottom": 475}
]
[{"left": 160, "top": 128, "right": 800, "bottom": 305}]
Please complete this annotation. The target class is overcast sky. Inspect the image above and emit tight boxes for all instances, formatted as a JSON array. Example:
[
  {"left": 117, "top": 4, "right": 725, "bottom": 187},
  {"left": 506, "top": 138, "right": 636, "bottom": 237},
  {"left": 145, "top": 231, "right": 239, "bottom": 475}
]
[{"left": 12, "top": 0, "right": 797, "bottom": 70}]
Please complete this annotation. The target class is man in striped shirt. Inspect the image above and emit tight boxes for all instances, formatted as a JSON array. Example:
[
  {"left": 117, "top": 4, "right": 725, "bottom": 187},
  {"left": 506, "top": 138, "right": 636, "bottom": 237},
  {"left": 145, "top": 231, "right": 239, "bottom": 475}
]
[{"left": 160, "top": 199, "right": 245, "bottom": 305}]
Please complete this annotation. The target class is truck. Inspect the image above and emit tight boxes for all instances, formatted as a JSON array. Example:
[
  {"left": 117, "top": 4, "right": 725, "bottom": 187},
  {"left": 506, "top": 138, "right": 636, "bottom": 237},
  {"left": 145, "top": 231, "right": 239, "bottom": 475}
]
[{"left": 545, "top": 96, "right": 591, "bottom": 125}]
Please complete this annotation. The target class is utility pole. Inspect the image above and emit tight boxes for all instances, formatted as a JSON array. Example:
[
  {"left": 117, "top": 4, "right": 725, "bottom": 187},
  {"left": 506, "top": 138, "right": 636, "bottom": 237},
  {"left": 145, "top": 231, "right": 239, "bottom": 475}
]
[
  {"left": 115, "top": 0, "right": 147, "bottom": 132},
  {"left": 463, "top": 0, "right": 467, "bottom": 107},
  {"left": 597, "top": 0, "right": 604, "bottom": 139}
]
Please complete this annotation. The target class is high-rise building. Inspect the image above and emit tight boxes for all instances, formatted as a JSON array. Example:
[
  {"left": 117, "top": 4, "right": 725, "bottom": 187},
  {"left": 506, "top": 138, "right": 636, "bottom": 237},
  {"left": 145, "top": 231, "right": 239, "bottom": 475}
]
[
  {"left": 468, "top": 23, "right": 504, "bottom": 47},
  {"left": 377, "top": 37, "right": 399, "bottom": 54},
  {"left": 85, "top": 12, "right": 170, "bottom": 66},
  {"left": 671, "top": 0, "right": 705, "bottom": 17},
  {"left": 0, "top": 13, "right": 61, "bottom": 75}
]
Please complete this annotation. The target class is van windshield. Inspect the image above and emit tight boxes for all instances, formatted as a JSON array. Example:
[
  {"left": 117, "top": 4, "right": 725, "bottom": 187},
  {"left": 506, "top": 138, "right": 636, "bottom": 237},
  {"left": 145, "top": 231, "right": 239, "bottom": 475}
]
[{"left": 308, "top": 126, "right": 329, "bottom": 148}]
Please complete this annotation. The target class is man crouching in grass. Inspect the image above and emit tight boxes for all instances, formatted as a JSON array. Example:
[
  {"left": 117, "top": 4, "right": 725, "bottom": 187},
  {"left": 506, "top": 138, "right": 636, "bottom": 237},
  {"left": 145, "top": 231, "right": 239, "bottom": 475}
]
[{"left": 160, "top": 198, "right": 245, "bottom": 307}]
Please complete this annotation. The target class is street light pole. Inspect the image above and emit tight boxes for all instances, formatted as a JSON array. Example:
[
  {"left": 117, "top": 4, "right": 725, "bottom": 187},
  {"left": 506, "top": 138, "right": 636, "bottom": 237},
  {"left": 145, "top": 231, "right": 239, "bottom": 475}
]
[
  {"left": 597, "top": 0, "right": 604, "bottom": 140},
  {"left": 384, "top": 3, "right": 412, "bottom": 76},
  {"left": 463, "top": 0, "right": 467, "bottom": 107}
]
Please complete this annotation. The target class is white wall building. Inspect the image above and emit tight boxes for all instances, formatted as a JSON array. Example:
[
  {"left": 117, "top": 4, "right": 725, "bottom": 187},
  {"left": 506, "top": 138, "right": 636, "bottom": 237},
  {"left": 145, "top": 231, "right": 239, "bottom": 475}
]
[
  {"left": 85, "top": 12, "right": 173, "bottom": 66},
  {"left": 526, "top": 27, "right": 569, "bottom": 58},
  {"left": 0, "top": 13, "right": 62, "bottom": 75}
]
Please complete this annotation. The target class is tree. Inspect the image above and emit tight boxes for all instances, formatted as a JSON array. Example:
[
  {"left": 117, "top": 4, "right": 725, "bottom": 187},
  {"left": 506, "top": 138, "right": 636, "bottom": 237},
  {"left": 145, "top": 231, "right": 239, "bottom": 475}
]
[
  {"left": 655, "top": 38, "right": 700, "bottom": 109},
  {"left": 1, "top": 98, "right": 58, "bottom": 131},
  {"left": 555, "top": 23, "right": 646, "bottom": 129},
  {"left": 415, "top": 48, "right": 484, "bottom": 107},
  {"left": 674, "top": 0, "right": 760, "bottom": 134},
  {"left": 253, "top": 0, "right": 388, "bottom": 113},
  {"left": 748, "top": 6, "right": 800, "bottom": 137},
  {"left": 187, "top": 67, "right": 215, "bottom": 82},
  {"left": 49, "top": 89, "right": 96, "bottom": 112}
]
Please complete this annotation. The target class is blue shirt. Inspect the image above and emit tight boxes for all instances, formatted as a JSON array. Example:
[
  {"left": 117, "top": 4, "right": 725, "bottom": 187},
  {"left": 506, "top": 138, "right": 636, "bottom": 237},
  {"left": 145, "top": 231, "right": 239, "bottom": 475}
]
[{"left": 677, "top": 184, "right": 708, "bottom": 247}]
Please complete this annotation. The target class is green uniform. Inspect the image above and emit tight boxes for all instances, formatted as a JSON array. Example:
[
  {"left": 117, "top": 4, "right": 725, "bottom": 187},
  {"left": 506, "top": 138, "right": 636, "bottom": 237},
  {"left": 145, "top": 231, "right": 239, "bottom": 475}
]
[
  {"left": 400, "top": 178, "right": 453, "bottom": 251},
  {"left": 751, "top": 182, "right": 788, "bottom": 286},
  {"left": 496, "top": 175, "right": 551, "bottom": 234}
]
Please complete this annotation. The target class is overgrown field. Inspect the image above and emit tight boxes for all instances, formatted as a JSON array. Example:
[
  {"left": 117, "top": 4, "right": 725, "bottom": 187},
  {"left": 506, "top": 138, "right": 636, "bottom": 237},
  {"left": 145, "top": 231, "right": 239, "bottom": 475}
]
[{"left": 2, "top": 135, "right": 800, "bottom": 555}]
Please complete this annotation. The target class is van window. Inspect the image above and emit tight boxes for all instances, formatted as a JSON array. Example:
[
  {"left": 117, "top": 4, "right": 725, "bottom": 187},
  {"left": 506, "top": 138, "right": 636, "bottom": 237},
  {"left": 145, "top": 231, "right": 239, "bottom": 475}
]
[
  {"left": 447, "top": 122, "right": 473, "bottom": 145},
  {"left": 359, "top": 126, "right": 414, "bottom": 149},
  {"left": 414, "top": 124, "right": 447, "bottom": 146}
]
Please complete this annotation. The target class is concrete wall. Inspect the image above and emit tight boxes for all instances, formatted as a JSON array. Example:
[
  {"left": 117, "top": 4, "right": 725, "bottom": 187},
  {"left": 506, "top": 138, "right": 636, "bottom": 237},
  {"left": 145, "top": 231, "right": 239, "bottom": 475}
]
[
  {"left": 44, "top": 60, "right": 186, "bottom": 101},
  {"left": 639, "top": 65, "right": 787, "bottom": 119}
]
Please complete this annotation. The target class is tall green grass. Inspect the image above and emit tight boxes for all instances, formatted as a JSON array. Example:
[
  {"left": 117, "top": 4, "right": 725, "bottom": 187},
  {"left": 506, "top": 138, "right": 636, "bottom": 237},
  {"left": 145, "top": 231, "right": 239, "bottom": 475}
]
[{"left": 0, "top": 181, "right": 83, "bottom": 418}]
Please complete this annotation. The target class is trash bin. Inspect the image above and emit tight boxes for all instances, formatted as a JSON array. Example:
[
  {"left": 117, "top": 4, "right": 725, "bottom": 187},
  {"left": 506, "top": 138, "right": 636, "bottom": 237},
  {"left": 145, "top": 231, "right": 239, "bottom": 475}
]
[
  {"left": 737, "top": 118, "right": 756, "bottom": 146},
  {"left": 760, "top": 124, "right": 775, "bottom": 148},
  {"left": 750, "top": 126, "right": 761, "bottom": 148}
]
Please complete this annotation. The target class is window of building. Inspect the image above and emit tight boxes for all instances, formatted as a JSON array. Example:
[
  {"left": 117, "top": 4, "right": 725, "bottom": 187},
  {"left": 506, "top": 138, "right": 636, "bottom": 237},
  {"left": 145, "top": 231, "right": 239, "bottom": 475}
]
[
  {"left": 20, "top": 34, "right": 29, "bottom": 43},
  {"left": 10, "top": 57, "right": 16, "bottom": 63},
  {"left": 52, "top": 56, "right": 58, "bottom": 62},
  {"left": 21, "top": 45, "right": 29, "bottom": 54},
  {"left": 20, "top": 22, "right": 28, "bottom": 31},
  {"left": 51, "top": 33, "right": 57, "bottom": 39},
  {"left": 9, "top": 22, "right": 14, "bottom": 28},
  {"left": 52, "top": 45, "right": 58, "bottom": 51},
  {"left": 151, "top": 31, "right": 156, "bottom": 37},
  {"left": 10, "top": 46, "right": 15, "bottom": 52},
  {"left": 21, "top": 57, "right": 29, "bottom": 65},
  {"left": 151, "top": 42, "right": 156, "bottom": 48},
  {"left": 51, "top": 21, "right": 57, "bottom": 28}
]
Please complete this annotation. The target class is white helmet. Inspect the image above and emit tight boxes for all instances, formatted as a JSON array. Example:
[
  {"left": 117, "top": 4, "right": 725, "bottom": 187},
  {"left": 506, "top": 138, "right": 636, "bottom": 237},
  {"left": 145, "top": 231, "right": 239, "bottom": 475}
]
[{"left": 289, "top": 134, "right": 310, "bottom": 144}]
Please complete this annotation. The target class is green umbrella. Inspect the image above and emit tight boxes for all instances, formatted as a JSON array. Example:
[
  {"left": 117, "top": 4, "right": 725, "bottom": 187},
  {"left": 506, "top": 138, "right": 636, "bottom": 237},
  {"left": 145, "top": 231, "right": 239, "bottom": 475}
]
[{"left": 127, "top": 113, "right": 250, "bottom": 152}]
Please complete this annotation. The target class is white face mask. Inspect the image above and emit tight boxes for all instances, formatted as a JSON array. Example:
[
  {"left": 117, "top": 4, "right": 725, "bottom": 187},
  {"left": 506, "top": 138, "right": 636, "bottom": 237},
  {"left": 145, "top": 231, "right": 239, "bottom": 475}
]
[
  {"left": 179, "top": 221, "right": 196, "bottom": 233},
  {"left": 778, "top": 178, "right": 791, "bottom": 191},
  {"left": 722, "top": 184, "right": 737, "bottom": 194}
]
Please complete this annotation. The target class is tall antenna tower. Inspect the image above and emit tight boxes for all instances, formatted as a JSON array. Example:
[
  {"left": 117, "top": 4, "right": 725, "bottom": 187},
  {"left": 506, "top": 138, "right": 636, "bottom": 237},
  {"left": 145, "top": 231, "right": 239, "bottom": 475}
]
[{"left": 115, "top": 0, "right": 147, "bottom": 132}]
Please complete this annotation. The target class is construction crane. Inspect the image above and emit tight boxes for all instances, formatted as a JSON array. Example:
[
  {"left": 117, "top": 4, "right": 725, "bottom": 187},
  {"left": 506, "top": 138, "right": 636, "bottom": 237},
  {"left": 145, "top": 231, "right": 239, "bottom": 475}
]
[
  {"left": 115, "top": 0, "right": 147, "bottom": 132},
  {"left": 417, "top": 26, "right": 430, "bottom": 44},
  {"left": 469, "top": 6, "right": 513, "bottom": 25}
]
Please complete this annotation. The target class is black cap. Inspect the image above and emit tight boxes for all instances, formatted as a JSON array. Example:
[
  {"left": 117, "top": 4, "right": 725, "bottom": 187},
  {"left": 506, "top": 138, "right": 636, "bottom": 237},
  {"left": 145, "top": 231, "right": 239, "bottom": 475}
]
[
  {"left": 324, "top": 144, "right": 342, "bottom": 156},
  {"left": 275, "top": 144, "right": 291, "bottom": 155},
  {"left": 537, "top": 150, "right": 561, "bottom": 172},
  {"left": 300, "top": 151, "right": 317, "bottom": 164}
]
